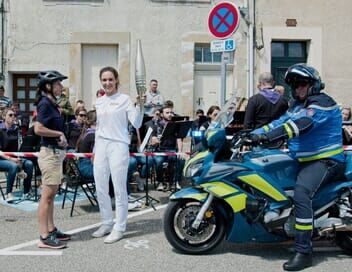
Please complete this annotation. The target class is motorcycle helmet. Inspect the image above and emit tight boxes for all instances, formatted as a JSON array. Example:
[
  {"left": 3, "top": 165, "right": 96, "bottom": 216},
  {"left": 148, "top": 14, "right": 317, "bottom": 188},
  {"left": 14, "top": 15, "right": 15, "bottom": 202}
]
[
  {"left": 37, "top": 70, "right": 67, "bottom": 89},
  {"left": 284, "top": 63, "right": 325, "bottom": 99}
]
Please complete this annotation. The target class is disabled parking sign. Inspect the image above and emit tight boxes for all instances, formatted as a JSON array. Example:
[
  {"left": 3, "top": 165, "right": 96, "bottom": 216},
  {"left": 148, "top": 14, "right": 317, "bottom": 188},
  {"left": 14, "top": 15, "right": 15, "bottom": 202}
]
[{"left": 208, "top": 2, "right": 240, "bottom": 39}]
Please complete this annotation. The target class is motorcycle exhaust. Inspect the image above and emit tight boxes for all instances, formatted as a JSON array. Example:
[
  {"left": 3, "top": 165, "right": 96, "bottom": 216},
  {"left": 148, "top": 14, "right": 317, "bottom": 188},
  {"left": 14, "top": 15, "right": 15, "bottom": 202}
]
[{"left": 318, "top": 223, "right": 352, "bottom": 236}]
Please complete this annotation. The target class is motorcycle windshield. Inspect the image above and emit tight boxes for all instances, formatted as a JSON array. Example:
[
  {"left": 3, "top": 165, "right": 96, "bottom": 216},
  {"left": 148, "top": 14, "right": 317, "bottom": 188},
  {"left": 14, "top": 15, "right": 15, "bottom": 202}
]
[{"left": 207, "top": 94, "right": 237, "bottom": 130}]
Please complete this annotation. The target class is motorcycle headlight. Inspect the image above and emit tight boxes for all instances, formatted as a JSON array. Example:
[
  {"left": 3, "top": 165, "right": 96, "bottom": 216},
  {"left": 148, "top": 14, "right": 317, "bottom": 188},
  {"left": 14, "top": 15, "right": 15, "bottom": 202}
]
[{"left": 184, "top": 162, "right": 203, "bottom": 178}]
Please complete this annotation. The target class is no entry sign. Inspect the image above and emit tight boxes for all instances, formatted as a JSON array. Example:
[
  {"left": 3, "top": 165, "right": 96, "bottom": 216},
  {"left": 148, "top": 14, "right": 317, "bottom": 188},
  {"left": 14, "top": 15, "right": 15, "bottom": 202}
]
[{"left": 208, "top": 2, "right": 240, "bottom": 39}]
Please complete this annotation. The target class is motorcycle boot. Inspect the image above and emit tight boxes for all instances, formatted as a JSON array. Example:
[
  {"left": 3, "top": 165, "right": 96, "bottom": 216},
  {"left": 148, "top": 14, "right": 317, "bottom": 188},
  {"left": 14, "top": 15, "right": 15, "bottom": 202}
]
[{"left": 283, "top": 252, "right": 313, "bottom": 271}]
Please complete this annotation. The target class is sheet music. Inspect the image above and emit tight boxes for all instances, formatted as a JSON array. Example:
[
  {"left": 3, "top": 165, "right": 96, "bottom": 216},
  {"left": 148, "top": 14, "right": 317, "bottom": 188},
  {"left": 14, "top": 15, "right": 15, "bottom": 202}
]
[{"left": 138, "top": 127, "right": 154, "bottom": 153}]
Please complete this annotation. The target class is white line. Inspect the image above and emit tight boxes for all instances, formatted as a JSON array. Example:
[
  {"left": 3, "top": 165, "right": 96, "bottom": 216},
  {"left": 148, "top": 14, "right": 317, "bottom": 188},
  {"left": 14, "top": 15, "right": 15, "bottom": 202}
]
[
  {"left": 1, "top": 204, "right": 167, "bottom": 252},
  {"left": 0, "top": 250, "right": 62, "bottom": 256}
]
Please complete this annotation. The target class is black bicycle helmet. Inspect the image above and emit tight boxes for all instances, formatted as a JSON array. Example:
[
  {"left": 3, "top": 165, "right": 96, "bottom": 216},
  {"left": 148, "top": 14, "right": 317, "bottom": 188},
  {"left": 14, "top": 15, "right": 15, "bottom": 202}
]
[
  {"left": 285, "top": 63, "right": 325, "bottom": 98},
  {"left": 37, "top": 70, "right": 67, "bottom": 89}
]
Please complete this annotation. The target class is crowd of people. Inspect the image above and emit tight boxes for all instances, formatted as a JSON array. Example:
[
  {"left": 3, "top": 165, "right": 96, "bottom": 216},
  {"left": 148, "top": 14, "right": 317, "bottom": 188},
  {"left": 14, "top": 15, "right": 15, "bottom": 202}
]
[{"left": 0, "top": 64, "right": 351, "bottom": 271}]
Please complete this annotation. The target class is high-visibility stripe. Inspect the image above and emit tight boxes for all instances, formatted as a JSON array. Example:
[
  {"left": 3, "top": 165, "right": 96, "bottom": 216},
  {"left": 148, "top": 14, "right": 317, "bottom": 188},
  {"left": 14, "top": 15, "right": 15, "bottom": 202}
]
[
  {"left": 263, "top": 125, "right": 270, "bottom": 132},
  {"left": 298, "top": 148, "right": 343, "bottom": 162},
  {"left": 283, "top": 123, "right": 293, "bottom": 139},
  {"left": 238, "top": 174, "right": 287, "bottom": 201},
  {"left": 183, "top": 150, "right": 208, "bottom": 176},
  {"left": 201, "top": 182, "right": 238, "bottom": 198},
  {"left": 296, "top": 144, "right": 341, "bottom": 157},
  {"left": 225, "top": 193, "right": 247, "bottom": 212},
  {"left": 308, "top": 104, "right": 339, "bottom": 111},
  {"left": 287, "top": 119, "right": 299, "bottom": 136},
  {"left": 296, "top": 217, "right": 312, "bottom": 224},
  {"left": 295, "top": 224, "right": 313, "bottom": 231}
]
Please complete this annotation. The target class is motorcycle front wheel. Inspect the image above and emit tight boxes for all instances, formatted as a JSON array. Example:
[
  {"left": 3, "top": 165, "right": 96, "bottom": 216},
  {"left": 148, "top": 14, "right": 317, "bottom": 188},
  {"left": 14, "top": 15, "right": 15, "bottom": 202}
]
[{"left": 163, "top": 199, "right": 226, "bottom": 254}]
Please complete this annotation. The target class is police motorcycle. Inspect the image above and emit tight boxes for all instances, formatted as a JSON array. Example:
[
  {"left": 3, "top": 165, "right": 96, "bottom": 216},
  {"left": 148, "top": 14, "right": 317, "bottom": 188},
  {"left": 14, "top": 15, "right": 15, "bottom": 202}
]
[{"left": 163, "top": 96, "right": 352, "bottom": 254}]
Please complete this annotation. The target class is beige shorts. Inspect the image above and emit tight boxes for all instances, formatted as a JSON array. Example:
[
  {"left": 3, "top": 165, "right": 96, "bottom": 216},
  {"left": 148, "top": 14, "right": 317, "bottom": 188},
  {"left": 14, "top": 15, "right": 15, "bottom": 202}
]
[{"left": 38, "top": 146, "right": 65, "bottom": 186}]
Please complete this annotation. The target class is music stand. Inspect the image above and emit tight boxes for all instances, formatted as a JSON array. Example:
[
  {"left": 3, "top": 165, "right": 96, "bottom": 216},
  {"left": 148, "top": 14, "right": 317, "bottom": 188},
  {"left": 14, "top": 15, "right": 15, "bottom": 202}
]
[
  {"left": 135, "top": 127, "right": 160, "bottom": 210},
  {"left": 225, "top": 111, "right": 245, "bottom": 135},
  {"left": 160, "top": 120, "right": 193, "bottom": 192},
  {"left": 171, "top": 116, "right": 190, "bottom": 122}
]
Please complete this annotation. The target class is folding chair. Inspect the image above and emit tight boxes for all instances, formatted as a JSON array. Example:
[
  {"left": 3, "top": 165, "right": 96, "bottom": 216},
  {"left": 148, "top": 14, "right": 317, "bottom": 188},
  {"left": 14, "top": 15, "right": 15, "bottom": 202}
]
[
  {"left": 0, "top": 176, "right": 6, "bottom": 200},
  {"left": 61, "top": 158, "right": 97, "bottom": 217}
]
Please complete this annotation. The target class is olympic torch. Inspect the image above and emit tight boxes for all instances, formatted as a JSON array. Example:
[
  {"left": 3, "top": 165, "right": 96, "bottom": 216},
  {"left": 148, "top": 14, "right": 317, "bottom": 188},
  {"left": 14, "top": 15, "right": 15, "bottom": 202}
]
[{"left": 135, "top": 39, "right": 146, "bottom": 113}]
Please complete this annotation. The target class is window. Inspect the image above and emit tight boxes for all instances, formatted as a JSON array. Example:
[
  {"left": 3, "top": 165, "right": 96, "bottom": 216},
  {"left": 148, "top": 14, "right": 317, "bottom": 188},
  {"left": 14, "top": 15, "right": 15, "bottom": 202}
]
[
  {"left": 12, "top": 74, "right": 38, "bottom": 114},
  {"left": 194, "top": 43, "right": 233, "bottom": 64},
  {"left": 271, "top": 41, "right": 306, "bottom": 59},
  {"left": 271, "top": 41, "right": 307, "bottom": 99}
]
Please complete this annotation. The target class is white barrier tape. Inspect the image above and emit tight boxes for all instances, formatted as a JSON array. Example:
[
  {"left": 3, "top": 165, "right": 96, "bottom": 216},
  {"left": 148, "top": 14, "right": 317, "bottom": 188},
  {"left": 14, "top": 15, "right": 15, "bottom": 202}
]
[{"left": 0, "top": 151, "right": 187, "bottom": 159}]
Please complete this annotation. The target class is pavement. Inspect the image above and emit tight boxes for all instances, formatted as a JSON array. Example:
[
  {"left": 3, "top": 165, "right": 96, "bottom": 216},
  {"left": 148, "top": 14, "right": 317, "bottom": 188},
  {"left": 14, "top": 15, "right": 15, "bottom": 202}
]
[{"left": 0, "top": 188, "right": 352, "bottom": 272}]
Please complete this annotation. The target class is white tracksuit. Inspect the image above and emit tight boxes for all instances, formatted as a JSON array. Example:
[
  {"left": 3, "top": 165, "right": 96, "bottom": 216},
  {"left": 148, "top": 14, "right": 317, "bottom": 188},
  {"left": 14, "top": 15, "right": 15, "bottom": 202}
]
[{"left": 94, "top": 92, "right": 142, "bottom": 231}]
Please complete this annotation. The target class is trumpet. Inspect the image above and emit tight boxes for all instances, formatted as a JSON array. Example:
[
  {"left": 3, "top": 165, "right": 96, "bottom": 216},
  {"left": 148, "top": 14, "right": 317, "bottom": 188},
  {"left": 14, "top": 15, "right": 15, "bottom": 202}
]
[{"left": 135, "top": 39, "right": 146, "bottom": 113}]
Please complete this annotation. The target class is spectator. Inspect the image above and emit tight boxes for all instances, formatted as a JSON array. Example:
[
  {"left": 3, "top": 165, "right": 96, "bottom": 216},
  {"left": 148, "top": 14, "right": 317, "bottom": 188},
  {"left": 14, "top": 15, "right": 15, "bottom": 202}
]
[
  {"left": 275, "top": 85, "right": 286, "bottom": 96},
  {"left": 342, "top": 107, "right": 352, "bottom": 145},
  {"left": 127, "top": 124, "right": 146, "bottom": 192},
  {"left": 67, "top": 107, "right": 87, "bottom": 149},
  {"left": 96, "top": 89, "right": 105, "bottom": 98},
  {"left": 74, "top": 100, "right": 85, "bottom": 112},
  {"left": 342, "top": 107, "right": 351, "bottom": 122},
  {"left": 11, "top": 101, "right": 30, "bottom": 135},
  {"left": 200, "top": 105, "right": 221, "bottom": 131},
  {"left": 144, "top": 79, "right": 164, "bottom": 116},
  {"left": 21, "top": 110, "right": 41, "bottom": 152},
  {"left": 0, "top": 85, "right": 12, "bottom": 111},
  {"left": 0, "top": 108, "right": 33, "bottom": 203},
  {"left": 244, "top": 72, "right": 288, "bottom": 129},
  {"left": 191, "top": 109, "right": 205, "bottom": 130},
  {"left": 76, "top": 110, "right": 96, "bottom": 179},
  {"left": 57, "top": 87, "right": 74, "bottom": 122},
  {"left": 144, "top": 108, "right": 161, "bottom": 130}
]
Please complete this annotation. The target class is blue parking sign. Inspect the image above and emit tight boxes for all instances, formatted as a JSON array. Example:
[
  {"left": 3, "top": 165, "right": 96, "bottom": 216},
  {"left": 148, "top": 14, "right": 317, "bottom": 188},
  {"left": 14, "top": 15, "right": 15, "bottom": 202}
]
[{"left": 225, "top": 40, "right": 234, "bottom": 50}]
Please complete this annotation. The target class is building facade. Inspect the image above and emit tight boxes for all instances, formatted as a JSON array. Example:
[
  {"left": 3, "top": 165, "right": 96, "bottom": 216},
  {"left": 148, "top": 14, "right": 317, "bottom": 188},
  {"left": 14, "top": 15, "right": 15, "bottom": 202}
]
[{"left": 0, "top": 0, "right": 351, "bottom": 116}]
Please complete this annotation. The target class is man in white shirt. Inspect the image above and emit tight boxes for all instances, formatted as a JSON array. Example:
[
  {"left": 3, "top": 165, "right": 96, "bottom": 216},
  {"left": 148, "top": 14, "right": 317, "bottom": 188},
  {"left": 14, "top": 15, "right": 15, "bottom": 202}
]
[{"left": 144, "top": 79, "right": 164, "bottom": 116}]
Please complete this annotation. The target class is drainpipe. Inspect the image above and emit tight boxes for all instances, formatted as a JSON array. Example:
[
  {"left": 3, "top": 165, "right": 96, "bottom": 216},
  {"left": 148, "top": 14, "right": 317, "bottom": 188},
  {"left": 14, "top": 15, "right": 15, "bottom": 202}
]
[
  {"left": 0, "top": 0, "right": 5, "bottom": 81},
  {"left": 248, "top": 0, "right": 255, "bottom": 98}
]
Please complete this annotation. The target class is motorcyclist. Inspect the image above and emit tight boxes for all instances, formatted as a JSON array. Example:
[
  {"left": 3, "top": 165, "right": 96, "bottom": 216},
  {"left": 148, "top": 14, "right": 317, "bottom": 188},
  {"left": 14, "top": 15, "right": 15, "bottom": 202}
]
[{"left": 250, "top": 64, "right": 345, "bottom": 271}]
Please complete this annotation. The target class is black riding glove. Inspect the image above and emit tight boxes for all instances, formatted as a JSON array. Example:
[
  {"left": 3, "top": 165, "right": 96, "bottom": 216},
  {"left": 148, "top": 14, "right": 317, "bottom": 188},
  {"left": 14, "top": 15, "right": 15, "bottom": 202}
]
[{"left": 249, "top": 134, "right": 269, "bottom": 146}]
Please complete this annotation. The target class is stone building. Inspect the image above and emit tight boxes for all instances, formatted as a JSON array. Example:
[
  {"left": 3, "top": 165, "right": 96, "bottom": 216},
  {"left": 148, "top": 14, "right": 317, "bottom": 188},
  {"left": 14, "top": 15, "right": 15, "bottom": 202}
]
[{"left": 0, "top": 0, "right": 351, "bottom": 116}]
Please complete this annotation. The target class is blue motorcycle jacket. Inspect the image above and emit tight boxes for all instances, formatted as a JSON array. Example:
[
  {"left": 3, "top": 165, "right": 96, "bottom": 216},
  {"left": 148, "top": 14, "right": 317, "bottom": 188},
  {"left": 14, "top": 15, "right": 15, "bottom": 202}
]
[{"left": 254, "top": 93, "right": 344, "bottom": 163}]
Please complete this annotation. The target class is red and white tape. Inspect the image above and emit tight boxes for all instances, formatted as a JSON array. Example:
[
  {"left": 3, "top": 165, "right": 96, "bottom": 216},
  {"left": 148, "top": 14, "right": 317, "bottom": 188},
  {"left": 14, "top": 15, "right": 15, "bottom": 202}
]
[
  {"left": 0, "top": 151, "right": 180, "bottom": 159},
  {"left": 2, "top": 146, "right": 351, "bottom": 159}
]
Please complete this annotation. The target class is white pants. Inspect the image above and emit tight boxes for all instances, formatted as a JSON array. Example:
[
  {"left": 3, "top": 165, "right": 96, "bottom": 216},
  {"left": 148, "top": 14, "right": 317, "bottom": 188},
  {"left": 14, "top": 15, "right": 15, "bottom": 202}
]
[{"left": 93, "top": 138, "right": 129, "bottom": 231}]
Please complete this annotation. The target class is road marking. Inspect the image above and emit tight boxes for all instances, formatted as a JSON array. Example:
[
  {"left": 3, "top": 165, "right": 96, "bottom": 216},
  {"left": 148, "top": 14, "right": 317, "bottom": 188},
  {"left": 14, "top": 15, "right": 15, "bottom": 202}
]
[
  {"left": 0, "top": 250, "right": 62, "bottom": 256},
  {"left": 1, "top": 204, "right": 167, "bottom": 252},
  {"left": 124, "top": 240, "right": 150, "bottom": 250}
]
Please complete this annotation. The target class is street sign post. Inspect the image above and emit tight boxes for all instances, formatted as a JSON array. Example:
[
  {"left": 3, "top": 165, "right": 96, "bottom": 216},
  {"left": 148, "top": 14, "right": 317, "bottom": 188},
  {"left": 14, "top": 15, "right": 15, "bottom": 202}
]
[{"left": 208, "top": 2, "right": 240, "bottom": 107}]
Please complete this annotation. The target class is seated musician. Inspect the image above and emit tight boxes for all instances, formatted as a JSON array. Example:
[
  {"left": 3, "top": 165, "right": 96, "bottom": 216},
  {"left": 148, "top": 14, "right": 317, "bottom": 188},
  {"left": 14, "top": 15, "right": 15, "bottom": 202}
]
[
  {"left": 0, "top": 108, "right": 33, "bottom": 203},
  {"left": 146, "top": 105, "right": 184, "bottom": 191}
]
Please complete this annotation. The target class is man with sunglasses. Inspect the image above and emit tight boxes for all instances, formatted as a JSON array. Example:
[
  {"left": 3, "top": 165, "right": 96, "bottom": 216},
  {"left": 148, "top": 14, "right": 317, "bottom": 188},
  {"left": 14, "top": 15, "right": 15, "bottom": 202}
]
[
  {"left": 250, "top": 64, "right": 345, "bottom": 270},
  {"left": 66, "top": 107, "right": 87, "bottom": 149}
]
